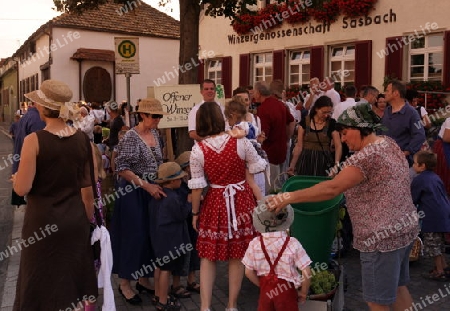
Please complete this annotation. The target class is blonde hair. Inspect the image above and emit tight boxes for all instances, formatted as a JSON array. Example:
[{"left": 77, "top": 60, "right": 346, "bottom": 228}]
[
  {"left": 225, "top": 98, "right": 247, "bottom": 120},
  {"left": 92, "top": 143, "right": 106, "bottom": 180}
]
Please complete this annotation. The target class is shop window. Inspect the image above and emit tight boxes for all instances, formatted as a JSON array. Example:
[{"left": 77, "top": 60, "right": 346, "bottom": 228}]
[
  {"left": 288, "top": 50, "right": 310, "bottom": 87},
  {"left": 409, "top": 33, "right": 443, "bottom": 82},
  {"left": 329, "top": 45, "right": 355, "bottom": 85},
  {"left": 253, "top": 52, "right": 273, "bottom": 84},
  {"left": 207, "top": 59, "right": 222, "bottom": 86}
]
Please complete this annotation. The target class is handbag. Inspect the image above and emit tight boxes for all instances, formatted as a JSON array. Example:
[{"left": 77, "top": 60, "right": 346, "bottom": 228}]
[
  {"left": 86, "top": 134, "right": 102, "bottom": 261},
  {"left": 409, "top": 236, "right": 423, "bottom": 262}
]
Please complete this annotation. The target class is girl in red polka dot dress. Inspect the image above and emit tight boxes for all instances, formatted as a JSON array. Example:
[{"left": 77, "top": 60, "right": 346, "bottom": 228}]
[{"left": 189, "top": 102, "right": 267, "bottom": 311}]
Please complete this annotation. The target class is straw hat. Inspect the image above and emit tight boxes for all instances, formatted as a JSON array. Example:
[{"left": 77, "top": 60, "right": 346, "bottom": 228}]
[
  {"left": 155, "top": 162, "right": 186, "bottom": 184},
  {"left": 24, "top": 79, "right": 73, "bottom": 111},
  {"left": 253, "top": 196, "right": 294, "bottom": 233},
  {"left": 133, "top": 98, "right": 168, "bottom": 115},
  {"left": 175, "top": 151, "right": 191, "bottom": 169}
]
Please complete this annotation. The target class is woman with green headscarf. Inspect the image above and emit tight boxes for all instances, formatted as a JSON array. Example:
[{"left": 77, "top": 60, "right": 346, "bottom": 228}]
[{"left": 267, "top": 103, "right": 419, "bottom": 311}]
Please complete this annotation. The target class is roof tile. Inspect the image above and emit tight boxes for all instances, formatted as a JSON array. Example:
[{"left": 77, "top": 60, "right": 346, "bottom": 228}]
[{"left": 52, "top": 2, "right": 179, "bottom": 39}]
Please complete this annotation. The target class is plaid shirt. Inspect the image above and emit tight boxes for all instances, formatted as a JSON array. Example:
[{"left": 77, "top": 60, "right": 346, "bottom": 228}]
[
  {"left": 242, "top": 231, "right": 311, "bottom": 288},
  {"left": 115, "top": 128, "right": 163, "bottom": 181}
]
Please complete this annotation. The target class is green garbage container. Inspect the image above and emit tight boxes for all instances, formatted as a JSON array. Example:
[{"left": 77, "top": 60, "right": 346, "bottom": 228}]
[{"left": 282, "top": 175, "right": 343, "bottom": 268}]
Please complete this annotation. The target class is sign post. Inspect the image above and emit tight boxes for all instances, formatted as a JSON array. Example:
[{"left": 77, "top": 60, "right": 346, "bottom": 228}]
[{"left": 115, "top": 37, "right": 140, "bottom": 114}]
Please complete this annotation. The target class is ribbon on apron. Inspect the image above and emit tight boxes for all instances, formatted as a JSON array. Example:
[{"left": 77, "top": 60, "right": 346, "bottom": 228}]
[{"left": 210, "top": 180, "right": 246, "bottom": 238}]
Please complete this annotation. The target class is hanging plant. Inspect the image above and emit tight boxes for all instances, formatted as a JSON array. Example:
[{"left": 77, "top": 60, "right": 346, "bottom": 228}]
[
  {"left": 231, "top": 13, "right": 257, "bottom": 35},
  {"left": 230, "top": 0, "right": 379, "bottom": 35},
  {"left": 407, "top": 81, "right": 448, "bottom": 113},
  {"left": 285, "top": 0, "right": 311, "bottom": 25},
  {"left": 337, "top": 0, "right": 378, "bottom": 18},
  {"left": 286, "top": 84, "right": 302, "bottom": 101},
  {"left": 309, "top": 0, "right": 340, "bottom": 24}
]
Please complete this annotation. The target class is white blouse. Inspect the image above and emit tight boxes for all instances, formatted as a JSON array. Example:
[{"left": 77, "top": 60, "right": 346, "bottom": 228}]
[
  {"left": 439, "top": 117, "right": 450, "bottom": 138},
  {"left": 188, "top": 134, "right": 267, "bottom": 189}
]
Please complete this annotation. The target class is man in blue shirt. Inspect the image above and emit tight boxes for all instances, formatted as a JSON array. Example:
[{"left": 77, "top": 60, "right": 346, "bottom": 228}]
[
  {"left": 11, "top": 101, "right": 45, "bottom": 207},
  {"left": 382, "top": 80, "right": 425, "bottom": 166}
]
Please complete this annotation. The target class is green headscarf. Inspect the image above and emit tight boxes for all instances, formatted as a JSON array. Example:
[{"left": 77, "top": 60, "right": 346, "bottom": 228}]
[{"left": 337, "top": 102, "right": 386, "bottom": 131}]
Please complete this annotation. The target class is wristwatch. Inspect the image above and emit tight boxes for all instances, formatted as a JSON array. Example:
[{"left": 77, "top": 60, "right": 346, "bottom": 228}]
[{"left": 192, "top": 211, "right": 200, "bottom": 216}]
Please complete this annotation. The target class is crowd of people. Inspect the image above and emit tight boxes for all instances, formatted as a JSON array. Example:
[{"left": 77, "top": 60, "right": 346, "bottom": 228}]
[{"left": 8, "top": 76, "right": 450, "bottom": 311}]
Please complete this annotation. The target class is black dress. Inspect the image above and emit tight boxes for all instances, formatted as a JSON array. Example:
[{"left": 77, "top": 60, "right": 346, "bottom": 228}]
[
  {"left": 295, "top": 116, "right": 336, "bottom": 176},
  {"left": 13, "top": 130, "right": 97, "bottom": 311}
]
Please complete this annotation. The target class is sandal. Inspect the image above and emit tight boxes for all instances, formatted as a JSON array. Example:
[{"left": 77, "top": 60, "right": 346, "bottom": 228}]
[
  {"left": 422, "top": 271, "right": 449, "bottom": 282},
  {"left": 171, "top": 285, "right": 191, "bottom": 298},
  {"left": 429, "top": 267, "right": 450, "bottom": 276},
  {"left": 152, "top": 295, "right": 181, "bottom": 307},
  {"left": 151, "top": 295, "right": 159, "bottom": 306},
  {"left": 186, "top": 281, "right": 200, "bottom": 293},
  {"left": 156, "top": 301, "right": 181, "bottom": 311}
]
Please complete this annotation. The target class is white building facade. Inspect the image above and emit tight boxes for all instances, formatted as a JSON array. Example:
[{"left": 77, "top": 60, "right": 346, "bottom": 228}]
[
  {"left": 13, "top": 2, "right": 179, "bottom": 108},
  {"left": 198, "top": 0, "right": 450, "bottom": 102}
]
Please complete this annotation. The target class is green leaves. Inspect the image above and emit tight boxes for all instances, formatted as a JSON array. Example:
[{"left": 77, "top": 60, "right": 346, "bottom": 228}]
[{"left": 53, "top": 0, "right": 109, "bottom": 14}]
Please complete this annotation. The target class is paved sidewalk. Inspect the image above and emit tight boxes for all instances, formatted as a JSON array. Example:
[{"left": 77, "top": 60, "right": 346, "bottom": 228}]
[{"left": 0, "top": 122, "right": 450, "bottom": 310}]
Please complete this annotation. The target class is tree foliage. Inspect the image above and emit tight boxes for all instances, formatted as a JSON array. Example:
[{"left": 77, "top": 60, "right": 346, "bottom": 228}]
[{"left": 53, "top": 0, "right": 258, "bottom": 18}]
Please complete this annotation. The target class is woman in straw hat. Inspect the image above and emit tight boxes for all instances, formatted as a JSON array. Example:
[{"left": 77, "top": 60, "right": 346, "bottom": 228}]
[
  {"left": 110, "top": 98, "right": 168, "bottom": 304},
  {"left": 267, "top": 103, "right": 419, "bottom": 311},
  {"left": 11, "top": 79, "right": 98, "bottom": 310}
]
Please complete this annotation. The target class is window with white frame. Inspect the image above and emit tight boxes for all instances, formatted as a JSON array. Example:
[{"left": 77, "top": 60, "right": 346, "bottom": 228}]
[
  {"left": 288, "top": 50, "right": 310, "bottom": 87},
  {"left": 207, "top": 59, "right": 222, "bottom": 85},
  {"left": 253, "top": 52, "right": 273, "bottom": 84},
  {"left": 257, "top": 0, "right": 277, "bottom": 9},
  {"left": 329, "top": 45, "right": 355, "bottom": 86},
  {"left": 409, "top": 33, "right": 443, "bottom": 82}
]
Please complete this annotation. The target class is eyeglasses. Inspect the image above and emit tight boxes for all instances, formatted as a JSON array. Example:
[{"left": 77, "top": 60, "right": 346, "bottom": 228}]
[{"left": 143, "top": 113, "right": 163, "bottom": 119}]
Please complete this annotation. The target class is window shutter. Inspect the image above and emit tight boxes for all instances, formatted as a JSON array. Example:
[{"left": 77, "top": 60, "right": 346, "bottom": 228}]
[
  {"left": 443, "top": 31, "right": 450, "bottom": 87},
  {"left": 239, "top": 54, "right": 250, "bottom": 87},
  {"left": 384, "top": 36, "right": 403, "bottom": 81},
  {"left": 355, "top": 40, "right": 372, "bottom": 89},
  {"left": 310, "top": 46, "right": 324, "bottom": 81},
  {"left": 273, "top": 50, "right": 285, "bottom": 82},
  {"left": 197, "top": 60, "right": 204, "bottom": 84},
  {"left": 222, "top": 56, "right": 232, "bottom": 98}
]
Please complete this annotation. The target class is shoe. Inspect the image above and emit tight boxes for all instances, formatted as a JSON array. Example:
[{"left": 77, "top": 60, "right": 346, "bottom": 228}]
[
  {"left": 422, "top": 271, "right": 449, "bottom": 282},
  {"left": 136, "top": 281, "right": 155, "bottom": 294},
  {"left": 151, "top": 295, "right": 160, "bottom": 306},
  {"left": 152, "top": 295, "right": 180, "bottom": 308},
  {"left": 171, "top": 285, "right": 191, "bottom": 298},
  {"left": 156, "top": 301, "right": 181, "bottom": 311},
  {"left": 186, "top": 281, "right": 200, "bottom": 293},
  {"left": 118, "top": 286, "right": 142, "bottom": 305}
]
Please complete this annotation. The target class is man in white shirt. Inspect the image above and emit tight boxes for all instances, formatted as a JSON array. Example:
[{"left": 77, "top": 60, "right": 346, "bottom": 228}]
[
  {"left": 323, "top": 78, "right": 341, "bottom": 108},
  {"left": 303, "top": 77, "right": 324, "bottom": 111},
  {"left": 74, "top": 106, "right": 95, "bottom": 140},
  {"left": 358, "top": 85, "right": 379, "bottom": 107},
  {"left": 188, "top": 79, "right": 224, "bottom": 141},
  {"left": 332, "top": 85, "right": 357, "bottom": 120}
]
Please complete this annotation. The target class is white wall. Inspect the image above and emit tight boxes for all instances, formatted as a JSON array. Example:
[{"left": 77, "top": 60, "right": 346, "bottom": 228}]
[
  {"left": 18, "top": 33, "right": 50, "bottom": 84},
  {"left": 50, "top": 27, "right": 180, "bottom": 106},
  {"left": 199, "top": 0, "right": 450, "bottom": 91}
]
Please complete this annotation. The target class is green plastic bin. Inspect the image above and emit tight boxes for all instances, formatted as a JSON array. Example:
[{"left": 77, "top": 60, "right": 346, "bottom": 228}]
[{"left": 282, "top": 175, "right": 343, "bottom": 267}]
